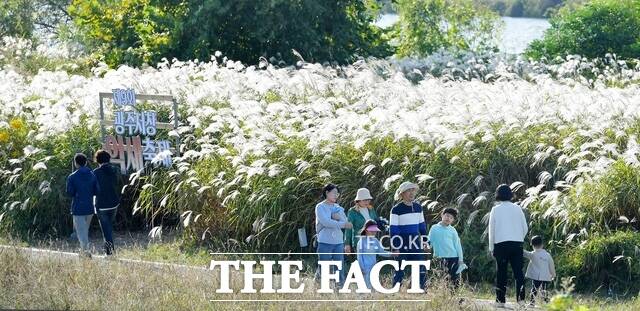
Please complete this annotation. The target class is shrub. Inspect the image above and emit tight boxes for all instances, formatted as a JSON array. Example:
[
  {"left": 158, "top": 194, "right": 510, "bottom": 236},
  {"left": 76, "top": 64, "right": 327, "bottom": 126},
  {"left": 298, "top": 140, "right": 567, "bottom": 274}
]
[
  {"left": 562, "top": 160, "right": 640, "bottom": 234},
  {"left": 0, "top": 119, "right": 101, "bottom": 239},
  {"left": 560, "top": 231, "right": 640, "bottom": 294},
  {"left": 526, "top": 0, "right": 640, "bottom": 59}
]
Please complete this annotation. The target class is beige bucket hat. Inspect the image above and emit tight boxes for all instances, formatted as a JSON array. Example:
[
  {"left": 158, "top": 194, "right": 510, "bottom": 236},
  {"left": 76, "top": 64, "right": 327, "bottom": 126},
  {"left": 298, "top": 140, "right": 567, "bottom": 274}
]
[
  {"left": 394, "top": 181, "right": 419, "bottom": 201},
  {"left": 354, "top": 188, "right": 374, "bottom": 201}
]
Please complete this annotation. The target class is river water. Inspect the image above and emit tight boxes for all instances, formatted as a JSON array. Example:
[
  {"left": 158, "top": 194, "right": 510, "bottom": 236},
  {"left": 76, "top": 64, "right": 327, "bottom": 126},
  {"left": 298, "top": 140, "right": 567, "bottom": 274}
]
[{"left": 375, "top": 14, "right": 551, "bottom": 54}]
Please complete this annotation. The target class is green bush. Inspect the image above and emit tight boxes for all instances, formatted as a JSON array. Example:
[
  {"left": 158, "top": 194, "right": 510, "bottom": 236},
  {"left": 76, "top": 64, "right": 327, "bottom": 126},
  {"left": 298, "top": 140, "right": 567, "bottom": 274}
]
[
  {"left": 562, "top": 160, "right": 640, "bottom": 234},
  {"left": 547, "top": 294, "right": 591, "bottom": 311},
  {"left": 560, "top": 231, "right": 640, "bottom": 293},
  {"left": 526, "top": 0, "right": 640, "bottom": 59},
  {"left": 392, "top": 0, "right": 502, "bottom": 57},
  {"left": 0, "top": 118, "right": 101, "bottom": 239},
  {"left": 69, "top": 0, "right": 392, "bottom": 67}
]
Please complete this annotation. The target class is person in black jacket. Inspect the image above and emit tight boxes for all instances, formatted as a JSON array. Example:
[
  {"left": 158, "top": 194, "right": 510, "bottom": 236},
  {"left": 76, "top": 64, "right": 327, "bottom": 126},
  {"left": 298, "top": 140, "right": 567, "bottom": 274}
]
[{"left": 93, "top": 150, "right": 121, "bottom": 255}]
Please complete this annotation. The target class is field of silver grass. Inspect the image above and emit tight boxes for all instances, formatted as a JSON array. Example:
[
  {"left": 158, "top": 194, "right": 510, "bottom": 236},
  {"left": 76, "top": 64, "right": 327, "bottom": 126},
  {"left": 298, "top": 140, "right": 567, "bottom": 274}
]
[{"left": 1, "top": 39, "right": 640, "bottom": 292}]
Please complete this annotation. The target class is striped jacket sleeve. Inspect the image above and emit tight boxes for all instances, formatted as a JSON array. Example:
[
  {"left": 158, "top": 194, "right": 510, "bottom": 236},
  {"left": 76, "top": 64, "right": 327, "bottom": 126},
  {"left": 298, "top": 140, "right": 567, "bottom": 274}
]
[
  {"left": 389, "top": 205, "right": 400, "bottom": 236},
  {"left": 417, "top": 204, "right": 427, "bottom": 235}
]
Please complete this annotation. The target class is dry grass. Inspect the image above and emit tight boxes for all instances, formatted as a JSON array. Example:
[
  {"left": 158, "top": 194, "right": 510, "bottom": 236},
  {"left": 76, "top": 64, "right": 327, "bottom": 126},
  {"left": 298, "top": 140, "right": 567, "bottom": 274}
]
[
  {"left": 1, "top": 244, "right": 638, "bottom": 310},
  {"left": 0, "top": 246, "right": 502, "bottom": 311}
]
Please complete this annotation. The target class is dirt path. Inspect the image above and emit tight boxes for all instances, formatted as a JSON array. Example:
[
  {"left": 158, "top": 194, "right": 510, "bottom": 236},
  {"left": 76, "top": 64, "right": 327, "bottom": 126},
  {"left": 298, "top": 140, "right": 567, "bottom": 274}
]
[{"left": 0, "top": 243, "right": 209, "bottom": 271}]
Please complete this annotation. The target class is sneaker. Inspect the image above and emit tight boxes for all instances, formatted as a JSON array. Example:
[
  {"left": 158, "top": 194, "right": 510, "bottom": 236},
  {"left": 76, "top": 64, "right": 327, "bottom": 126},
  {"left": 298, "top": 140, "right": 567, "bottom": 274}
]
[
  {"left": 104, "top": 242, "right": 114, "bottom": 256},
  {"left": 494, "top": 302, "right": 506, "bottom": 308}
]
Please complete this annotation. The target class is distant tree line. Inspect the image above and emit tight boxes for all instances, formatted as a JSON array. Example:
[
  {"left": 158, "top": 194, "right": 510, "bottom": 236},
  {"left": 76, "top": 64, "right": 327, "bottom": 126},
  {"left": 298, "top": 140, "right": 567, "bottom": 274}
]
[{"left": 1, "top": 0, "right": 638, "bottom": 67}]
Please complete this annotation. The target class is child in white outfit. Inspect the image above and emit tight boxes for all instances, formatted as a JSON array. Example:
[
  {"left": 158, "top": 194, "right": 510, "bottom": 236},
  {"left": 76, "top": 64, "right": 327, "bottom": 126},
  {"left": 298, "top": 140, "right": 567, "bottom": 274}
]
[{"left": 524, "top": 235, "right": 556, "bottom": 305}]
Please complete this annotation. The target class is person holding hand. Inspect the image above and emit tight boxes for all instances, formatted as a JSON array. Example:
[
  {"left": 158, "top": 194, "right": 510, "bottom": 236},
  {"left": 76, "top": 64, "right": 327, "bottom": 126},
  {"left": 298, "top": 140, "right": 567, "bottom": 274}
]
[{"left": 344, "top": 188, "right": 378, "bottom": 254}]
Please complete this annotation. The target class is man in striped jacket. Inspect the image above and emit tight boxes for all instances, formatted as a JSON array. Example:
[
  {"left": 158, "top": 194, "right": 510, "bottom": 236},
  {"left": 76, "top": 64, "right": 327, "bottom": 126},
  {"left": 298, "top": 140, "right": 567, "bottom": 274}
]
[{"left": 389, "top": 181, "right": 429, "bottom": 290}]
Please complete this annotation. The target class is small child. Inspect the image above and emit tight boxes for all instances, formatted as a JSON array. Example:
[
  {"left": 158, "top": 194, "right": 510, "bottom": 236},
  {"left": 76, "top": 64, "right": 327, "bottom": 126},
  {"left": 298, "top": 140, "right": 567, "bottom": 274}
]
[
  {"left": 428, "top": 207, "right": 465, "bottom": 289},
  {"left": 524, "top": 235, "right": 556, "bottom": 305},
  {"left": 357, "top": 219, "right": 396, "bottom": 290}
]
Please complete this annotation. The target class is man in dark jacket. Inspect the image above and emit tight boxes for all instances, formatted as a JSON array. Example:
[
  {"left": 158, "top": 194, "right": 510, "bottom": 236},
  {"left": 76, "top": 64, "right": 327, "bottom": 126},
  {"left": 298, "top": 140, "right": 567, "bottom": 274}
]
[
  {"left": 93, "top": 150, "right": 121, "bottom": 255},
  {"left": 66, "top": 153, "right": 99, "bottom": 257}
]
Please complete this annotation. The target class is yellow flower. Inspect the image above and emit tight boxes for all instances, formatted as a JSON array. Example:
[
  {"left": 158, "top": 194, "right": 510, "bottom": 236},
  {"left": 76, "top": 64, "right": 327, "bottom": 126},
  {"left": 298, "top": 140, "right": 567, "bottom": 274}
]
[
  {"left": 0, "top": 130, "right": 8, "bottom": 143},
  {"left": 9, "top": 118, "right": 24, "bottom": 130}
]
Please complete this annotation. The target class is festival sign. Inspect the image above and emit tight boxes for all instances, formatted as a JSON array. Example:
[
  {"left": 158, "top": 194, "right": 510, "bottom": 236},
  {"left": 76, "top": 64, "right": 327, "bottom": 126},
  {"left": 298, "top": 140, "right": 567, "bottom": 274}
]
[{"left": 99, "top": 89, "right": 180, "bottom": 174}]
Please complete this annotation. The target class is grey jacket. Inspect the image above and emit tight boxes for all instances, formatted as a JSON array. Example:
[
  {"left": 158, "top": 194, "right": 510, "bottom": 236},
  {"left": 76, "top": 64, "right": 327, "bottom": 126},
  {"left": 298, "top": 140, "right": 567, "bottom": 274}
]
[{"left": 524, "top": 249, "right": 556, "bottom": 282}]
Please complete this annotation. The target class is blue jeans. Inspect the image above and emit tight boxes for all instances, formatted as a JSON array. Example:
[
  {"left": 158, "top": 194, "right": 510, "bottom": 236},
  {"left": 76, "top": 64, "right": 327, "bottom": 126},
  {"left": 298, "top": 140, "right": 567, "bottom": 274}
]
[
  {"left": 97, "top": 208, "right": 117, "bottom": 255},
  {"left": 316, "top": 242, "right": 345, "bottom": 287},
  {"left": 393, "top": 252, "right": 428, "bottom": 290}
]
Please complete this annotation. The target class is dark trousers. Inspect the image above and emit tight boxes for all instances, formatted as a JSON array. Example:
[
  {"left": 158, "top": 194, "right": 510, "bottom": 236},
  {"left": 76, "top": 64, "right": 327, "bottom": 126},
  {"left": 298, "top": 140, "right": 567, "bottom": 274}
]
[
  {"left": 530, "top": 280, "right": 550, "bottom": 303},
  {"left": 440, "top": 257, "right": 460, "bottom": 289},
  {"left": 493, "top": 241, "right": 525, "bottom": 303},
  {"left": 393, "top": 252, "right": 428, "bottom": 290},
  {"left": 97, "top": 208, "right": 117, "bottom": 255}
]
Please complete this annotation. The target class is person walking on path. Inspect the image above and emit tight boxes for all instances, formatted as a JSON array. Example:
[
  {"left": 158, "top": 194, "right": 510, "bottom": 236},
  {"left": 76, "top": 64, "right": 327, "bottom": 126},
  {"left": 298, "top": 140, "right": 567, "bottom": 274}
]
[
  {"left": 524, "top": 235, "right": 556, "bottom": 305},
  {"left": 344, "top": 188, "right": 378, "bottom": 254},
  {"left": 357, "top": 219, "right": 396, "bottom": 290},
  {"left": 93, "top": 150, "right": 121, "bottom": 256},
  {"left": 390, "top": 181, "right": 429, "bottom": 291},
  {"left": 488, "top": 184, "right": 528, "bottom": 306},
  {"left": 66, "top": 153, "right": 99, "bottom": 257},
  {"left": 428, "top": 207, "right": 465, "bottom": 290},
  {"left": 315, "top": 183, "right": 353, "bottom": 289}
]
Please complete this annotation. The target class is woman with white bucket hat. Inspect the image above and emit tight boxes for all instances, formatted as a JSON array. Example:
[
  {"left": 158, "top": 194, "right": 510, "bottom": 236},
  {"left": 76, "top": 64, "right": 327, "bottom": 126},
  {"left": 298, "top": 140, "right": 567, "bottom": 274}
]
[{"left": 344, "top": 188, "right": 379, "bottom": 254}]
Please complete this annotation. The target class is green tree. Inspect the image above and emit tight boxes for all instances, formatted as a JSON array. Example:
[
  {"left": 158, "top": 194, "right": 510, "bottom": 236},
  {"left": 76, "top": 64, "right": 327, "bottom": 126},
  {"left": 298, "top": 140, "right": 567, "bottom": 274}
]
[
  {"left": 507, "top": 0, "right": 524, "bottom": 17},
  {"left": 392, "top": 0, "right": 502, "bottom": 58},
  {"left": 0, "top": 0, "right": 72, "bottom": 38},
  {"left": 536, "top": 0, "right": 563, "bottom": 17},
  {"left": 69, "top": 0, "right": 392, "bottom": 67},
  {"left": 0, "top": 0, "right": 35, "bottom": 38},
  {"left": 526, "top": 0, "right": 640, "bottom": 59},
  {"left": 491, "top": 1, "right": 508, "bottom": 15},
  {"left": 68, "top": 0, "right": 185, "bottom": 67}
]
